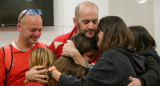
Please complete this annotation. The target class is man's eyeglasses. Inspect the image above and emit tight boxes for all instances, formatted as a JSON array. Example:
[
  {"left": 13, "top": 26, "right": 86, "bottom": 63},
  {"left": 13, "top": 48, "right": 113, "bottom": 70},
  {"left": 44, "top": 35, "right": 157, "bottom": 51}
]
[{"left": 18, "top": 9, "right": 42, "bottom": 23}]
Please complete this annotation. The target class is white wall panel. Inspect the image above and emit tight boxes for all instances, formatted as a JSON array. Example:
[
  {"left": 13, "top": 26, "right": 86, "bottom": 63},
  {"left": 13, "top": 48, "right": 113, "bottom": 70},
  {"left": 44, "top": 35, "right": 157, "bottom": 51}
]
[
  {"left": 54, "top": 0, "right": 63, "bottom": 26},
  {"left": 109, "top": 0, "right": 154, "bottom": 36},
  {"left": 154, "top": 0, "right": 160, "bottom": 54}
]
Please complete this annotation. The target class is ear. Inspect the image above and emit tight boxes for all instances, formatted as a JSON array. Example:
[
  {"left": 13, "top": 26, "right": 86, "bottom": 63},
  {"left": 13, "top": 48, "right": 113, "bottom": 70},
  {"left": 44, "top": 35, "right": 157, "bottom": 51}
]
[
  {"left": 73, "top": 17, "right": 78, "bottom": 26},
  {"left": 17, "top": 23, "right": 21, "bottom": 32}
]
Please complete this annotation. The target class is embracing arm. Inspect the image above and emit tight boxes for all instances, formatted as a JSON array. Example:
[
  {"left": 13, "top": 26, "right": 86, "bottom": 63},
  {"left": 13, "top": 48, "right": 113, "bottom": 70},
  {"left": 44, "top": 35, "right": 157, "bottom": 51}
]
[
  {"left": 61, "top": 40, "right": 88, "bottom": 68},
  {"left": 50, "top": 58, "right": 118, "bottom": 86},
  {"left": 139, "top": 56, "right": 160, "bottom": 86},
  {"left": 128, "top": 56, "right": 160, "bottom": 86},
  {"left": 25, "top": 66, "right": 48, "bottom": 84}
]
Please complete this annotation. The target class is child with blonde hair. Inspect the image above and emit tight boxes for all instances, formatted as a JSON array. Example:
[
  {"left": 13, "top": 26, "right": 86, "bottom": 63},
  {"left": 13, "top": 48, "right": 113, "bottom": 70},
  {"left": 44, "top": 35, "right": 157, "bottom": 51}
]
[{"left": 25, "top": 48, "right": 57, "bottom": 86}]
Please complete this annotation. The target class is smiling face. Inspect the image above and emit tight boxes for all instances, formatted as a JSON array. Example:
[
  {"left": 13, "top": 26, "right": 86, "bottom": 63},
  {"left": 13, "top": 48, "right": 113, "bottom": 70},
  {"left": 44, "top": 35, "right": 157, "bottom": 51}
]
[
  {"left": 74, "top": 4, "right": 98, "bottom": 38},
  {"left": 18, "top": 13, "right": 42, "bottom": 44}
]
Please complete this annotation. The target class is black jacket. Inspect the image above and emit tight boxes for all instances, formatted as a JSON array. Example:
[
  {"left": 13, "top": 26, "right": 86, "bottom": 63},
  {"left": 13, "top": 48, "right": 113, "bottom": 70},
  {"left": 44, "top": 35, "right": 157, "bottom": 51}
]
[
  {"left": 58, "top": 47, "right": 145, "bottom": 86},
  {"left": 139, "top": 49, "right": 160, "bottom": 86}
]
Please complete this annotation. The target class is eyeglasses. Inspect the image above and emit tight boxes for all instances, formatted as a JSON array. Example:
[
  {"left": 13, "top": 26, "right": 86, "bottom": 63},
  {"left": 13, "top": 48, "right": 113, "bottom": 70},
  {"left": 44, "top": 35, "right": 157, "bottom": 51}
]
[{"left": 18, "top": 9, "right": 42, "bottom": 23}]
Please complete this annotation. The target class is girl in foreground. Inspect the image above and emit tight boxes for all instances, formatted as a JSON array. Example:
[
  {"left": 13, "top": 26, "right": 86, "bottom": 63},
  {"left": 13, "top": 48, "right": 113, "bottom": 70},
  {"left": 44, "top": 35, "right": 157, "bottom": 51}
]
[{"left": 25, "top": 48, "right": 57, "bottom": 86}]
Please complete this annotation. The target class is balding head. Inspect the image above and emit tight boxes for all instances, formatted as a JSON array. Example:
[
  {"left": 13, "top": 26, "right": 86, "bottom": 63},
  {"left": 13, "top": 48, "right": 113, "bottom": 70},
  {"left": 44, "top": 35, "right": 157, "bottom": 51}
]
[
  {"left": 18, "top": 9, "right": 42, "bottom": 25},
  {"left": 17, "top": 9, "right": 43, "bottom": 45},
  {"left": 18, "top": 10, "right": 27, "bottom": 23},
  {"left": 75, "top": 1, "right": 98, "bottom": 18}
]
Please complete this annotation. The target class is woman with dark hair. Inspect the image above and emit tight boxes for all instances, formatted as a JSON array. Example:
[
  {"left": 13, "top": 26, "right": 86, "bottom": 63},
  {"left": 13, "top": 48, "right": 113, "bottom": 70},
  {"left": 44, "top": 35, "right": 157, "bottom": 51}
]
[
  {"left": 48, "top": 16, "right": 145, "bottom": 86},
  {"left": 128, "top": 26, "right": 160, "bottom": 86}
]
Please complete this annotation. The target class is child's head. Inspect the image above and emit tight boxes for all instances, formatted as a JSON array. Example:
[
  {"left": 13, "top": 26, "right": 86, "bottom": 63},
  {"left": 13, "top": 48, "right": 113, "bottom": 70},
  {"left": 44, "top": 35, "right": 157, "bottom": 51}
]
[
  {"left": 29, "top": 48, "right": 57, "bottom": 69},
  {"left": 129, "top": 26, "right": 156, "bottom": 53},
  {"left": 71, "top": 33, "right": 98, "bottom": 63},
  {"left": 52, "top": 33, "right": 97, "bottom": 86}
]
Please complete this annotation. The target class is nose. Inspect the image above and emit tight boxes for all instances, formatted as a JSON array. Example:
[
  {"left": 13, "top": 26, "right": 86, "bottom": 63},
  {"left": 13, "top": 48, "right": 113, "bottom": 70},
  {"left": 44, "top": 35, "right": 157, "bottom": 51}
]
[
  {"left": 88, "top": 22, "right": 94, "bottom": 29},
  {"left": 34, "top": 30, "right": 41, "bottom": 37}
]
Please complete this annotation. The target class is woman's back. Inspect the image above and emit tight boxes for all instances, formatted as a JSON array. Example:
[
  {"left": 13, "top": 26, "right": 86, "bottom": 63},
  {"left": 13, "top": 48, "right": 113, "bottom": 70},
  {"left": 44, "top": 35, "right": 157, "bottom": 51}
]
[{"left": 93, "top": 46, "right": 145, "bottom": 85}]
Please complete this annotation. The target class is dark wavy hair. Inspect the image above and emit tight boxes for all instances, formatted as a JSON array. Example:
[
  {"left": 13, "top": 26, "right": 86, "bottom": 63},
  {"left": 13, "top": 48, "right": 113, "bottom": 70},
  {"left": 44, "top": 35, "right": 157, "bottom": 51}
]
[
  {"left": 129, "top": 26, "right": 156, "bottom": 53},
  {"left": 98, "top": 16, "right": 134, "bottom": 52}
]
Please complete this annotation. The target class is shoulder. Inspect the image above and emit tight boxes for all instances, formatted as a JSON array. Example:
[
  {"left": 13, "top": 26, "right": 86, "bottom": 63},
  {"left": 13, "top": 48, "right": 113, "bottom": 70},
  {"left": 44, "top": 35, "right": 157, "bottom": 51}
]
[
  {"left": 0, "top": 47, "right": 4, "bottom": 60},
  {"left": 49, "top": 32, "right": 72, "bottom": 50},
  {"left": 49, "top": 32, "right": 71, "bottom": 47},
  {"left": 140, "top": 49, "right": 160, "bottom": 63},
  {"left": 0, "top": 44, "right": 13, "bottom": 55},
  {"left": 0, "top": 47, "right": 3, "bottom": 53},
  {"left": 37, "top": 42, "right": 47, "bottom": 48},
  {"left": 101, "top": 50, "right": 119, "bottom": 56},
  {"left": 98, "top": 49, "right": 121, "bottom": 61}
]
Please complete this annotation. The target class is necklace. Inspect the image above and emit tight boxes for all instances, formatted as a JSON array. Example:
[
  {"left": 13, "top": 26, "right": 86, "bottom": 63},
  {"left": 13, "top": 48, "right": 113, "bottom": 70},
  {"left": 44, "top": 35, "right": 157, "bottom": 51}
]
[{"left": 15, "top": 41, "right": 27, "bottom": 51}]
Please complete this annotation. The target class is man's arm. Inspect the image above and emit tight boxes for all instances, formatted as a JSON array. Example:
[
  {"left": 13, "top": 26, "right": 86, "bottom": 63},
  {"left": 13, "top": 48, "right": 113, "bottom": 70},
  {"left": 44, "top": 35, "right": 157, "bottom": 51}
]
[{"left": 61, "top": 40, "right": 88, "bottom": 68}]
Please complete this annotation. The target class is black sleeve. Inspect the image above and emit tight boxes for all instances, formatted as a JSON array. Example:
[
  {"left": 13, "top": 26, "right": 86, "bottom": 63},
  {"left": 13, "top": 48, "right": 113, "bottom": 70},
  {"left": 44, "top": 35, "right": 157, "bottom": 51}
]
[
  {"left": 139, "top": 56, "right": 160, "bottom": 86},
  {"left": 58, "top": 59, "right": 118, "bottom": 86}
]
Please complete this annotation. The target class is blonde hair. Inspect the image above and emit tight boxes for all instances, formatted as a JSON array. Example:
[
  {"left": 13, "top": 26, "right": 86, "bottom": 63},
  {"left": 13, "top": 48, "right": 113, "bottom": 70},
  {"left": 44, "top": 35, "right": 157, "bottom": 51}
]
[
  {"left": 29, "top": 48, "right": 56, "bottom": 69},
  {"left": 25, "top": 48, "right": 57, "bottom": 85}
]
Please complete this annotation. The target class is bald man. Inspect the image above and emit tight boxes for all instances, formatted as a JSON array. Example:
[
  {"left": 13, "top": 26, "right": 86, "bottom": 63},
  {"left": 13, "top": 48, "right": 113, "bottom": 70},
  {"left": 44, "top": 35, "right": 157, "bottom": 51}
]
[
  {"left": 0, "top": 9, "right": 47, "bottom": 86},
  {"left": 49, "top": 1, "right": 99, "bottom": 58},
  {"left": 48, "top": 1, "right": 99, "bottom": 68},
  {"left": 49, "top": 1, "right": 99, "bottom": 68},
  {"left": 25, "top": 1, "right": 99, "bottom": 84}
]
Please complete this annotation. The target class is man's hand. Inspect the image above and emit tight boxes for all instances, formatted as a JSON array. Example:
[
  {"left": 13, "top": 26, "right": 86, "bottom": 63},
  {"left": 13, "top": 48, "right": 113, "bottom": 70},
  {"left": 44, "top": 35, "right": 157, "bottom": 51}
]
[
  {"left": 61, "top": 40, "right": 76, "bottom": 57},
  {"left": 25, "top": 66, "right": 48, "bottom": 84},
  {"left": 127, "top": 76, "right": 142, "bottom": 86},
  {"left": 62, "top": 40, "right": 88, "bottom": 68}
]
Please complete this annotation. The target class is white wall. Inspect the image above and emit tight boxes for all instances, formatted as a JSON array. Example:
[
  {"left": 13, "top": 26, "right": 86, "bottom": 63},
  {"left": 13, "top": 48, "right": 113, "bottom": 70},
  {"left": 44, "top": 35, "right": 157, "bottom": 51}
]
[
  {"left": 154, "top": 0, "right": 160, "bottom": 54},
  {"left": 0, "top": 0, "right": 109, "bottom": 47},
  {"left": 109, "top": 0, "right": 160, "bottom": 54},
  {"left": 109, "top": 0, "right": 154, "bottom": 35}
]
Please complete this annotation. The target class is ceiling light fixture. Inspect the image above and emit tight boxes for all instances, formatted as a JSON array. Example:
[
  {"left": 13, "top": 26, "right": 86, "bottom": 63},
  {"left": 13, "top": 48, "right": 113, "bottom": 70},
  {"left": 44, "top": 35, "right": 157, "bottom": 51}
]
[{"left": 137, "top": 0, "right": 148, "bottom": 4}]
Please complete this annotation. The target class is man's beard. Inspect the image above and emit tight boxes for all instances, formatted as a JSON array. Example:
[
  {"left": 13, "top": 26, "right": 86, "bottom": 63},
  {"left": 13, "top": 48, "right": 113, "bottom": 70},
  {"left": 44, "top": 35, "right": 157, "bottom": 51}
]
[{"left": 77, "top": 23, "right": 96, "bottom": 38}]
